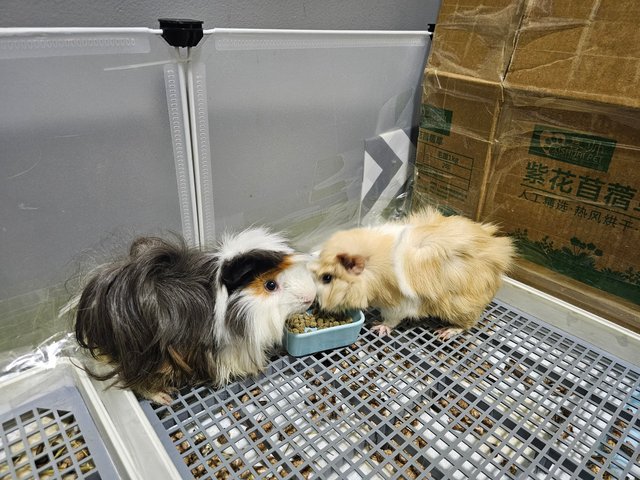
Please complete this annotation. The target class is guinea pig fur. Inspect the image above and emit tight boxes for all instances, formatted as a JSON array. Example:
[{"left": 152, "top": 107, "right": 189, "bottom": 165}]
[
  {"left": 213, "top": 228, "right": 316, "bottom": 385},
  {"left": 73, "top": 228, "right": 316, "bottom": 405},
  {"left": 310, "top": 207, "right": 515, "bottom": 340},
  {"left": 73, "top": 236, "right": 218, "bottom": 405}
]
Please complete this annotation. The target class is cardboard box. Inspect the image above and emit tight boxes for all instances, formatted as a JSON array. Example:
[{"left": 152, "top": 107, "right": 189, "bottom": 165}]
[
  {"left": 415, "top": 0, "right": 524, "bottom": 217},
  {"left": 415, "top": 0, "right": 640, "bottom": 330},
  {"left": 414, "top": 72, "right": 502, "bottom": 218}
]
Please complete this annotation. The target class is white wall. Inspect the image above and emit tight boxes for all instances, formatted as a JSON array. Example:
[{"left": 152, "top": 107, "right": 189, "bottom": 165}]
[{"left": 1, "top": 0, "right": 441, "bottom": 30}]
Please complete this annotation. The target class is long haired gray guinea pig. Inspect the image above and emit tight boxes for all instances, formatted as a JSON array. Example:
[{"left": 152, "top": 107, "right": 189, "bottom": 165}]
[
  {"left": 310, "top": 207, "right": 515, "bottom": 340},
  {"left": 73, "top": 228, "right": 316, "bottom": 404}
]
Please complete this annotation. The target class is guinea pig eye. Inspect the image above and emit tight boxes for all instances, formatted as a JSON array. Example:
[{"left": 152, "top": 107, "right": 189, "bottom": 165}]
[
  {"left": 321, "top": 273, "right": 333, "bottom": 284},
  {"left": 264, "top": 280, "right": 278, "bottom": 292}
]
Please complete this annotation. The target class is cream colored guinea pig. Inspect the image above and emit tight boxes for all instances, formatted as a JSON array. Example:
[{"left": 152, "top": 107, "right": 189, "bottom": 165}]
[{"left": 310, "top": 208, "right": 516, "bottom": 339}]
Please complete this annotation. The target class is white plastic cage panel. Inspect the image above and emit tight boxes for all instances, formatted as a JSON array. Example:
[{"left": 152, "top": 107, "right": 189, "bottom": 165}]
[
  {"left": 0, "top": 27, "right": 430, "bottom": 356},
  {"left": 0, "top": 29, "right": 196, "bottom": 352},
  {"left": 141, "top": 299, "right": 640, "bottom": 479},
  {"left": 191, "top": 29, "right": 430, "bottom": 248}
]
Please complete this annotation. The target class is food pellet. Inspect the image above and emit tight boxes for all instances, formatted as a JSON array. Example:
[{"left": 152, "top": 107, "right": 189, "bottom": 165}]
[{"left": 287, "top": 308, "right": 352, "bottom": 334}]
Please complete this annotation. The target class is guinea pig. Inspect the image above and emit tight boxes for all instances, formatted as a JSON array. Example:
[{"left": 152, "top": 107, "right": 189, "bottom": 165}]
[
  {"left": 212, "top": 228, "right": 317, "bottom": 385},
  {"left": 72, "top": 227, "right": 316, "bottom": 404},
  {"left": 310, "top": 207, "right": 515, "bottom": 340}
]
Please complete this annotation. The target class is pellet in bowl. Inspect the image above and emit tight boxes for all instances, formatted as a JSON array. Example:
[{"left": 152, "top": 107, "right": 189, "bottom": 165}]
[
  {"left": 286, "top": 308, "right": 353, "bottom": 334},
  {"left": 284, "top": 307, "right": 365, "bottom": 356}
]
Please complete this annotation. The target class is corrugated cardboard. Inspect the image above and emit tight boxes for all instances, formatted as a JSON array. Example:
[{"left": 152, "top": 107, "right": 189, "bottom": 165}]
[
  {"left": 414, "top": 72, "right": 501, "bottom": 217},
  {"left": 415, "top": 0, "right": 524, "bottom": 217},
  {"left": 426, "top": 0, "right": 524, "bottom": 82},
  {"left": 506, "top": 0, "right": 640, "bottom": 109},
  {"left": 415, "top": 0, "right": 640, "bottom": 330}
]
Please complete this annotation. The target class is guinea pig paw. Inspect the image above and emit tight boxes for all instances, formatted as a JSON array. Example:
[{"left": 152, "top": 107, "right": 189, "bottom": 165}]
[
  {"left": 434, "top": 327, "right": 464, "bottom": 341},
  {"left": 148, "top": 391, "right": 174, "bottom": 406},
  {"left": 371, "top": 324, "right": 394, "bottom": 337}
]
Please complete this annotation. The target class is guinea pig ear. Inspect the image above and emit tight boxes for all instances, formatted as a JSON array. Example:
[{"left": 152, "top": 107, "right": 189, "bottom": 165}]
[
  {"left": 220, "top": 250, "right": 285, "bottom": 295},
  {"left": 337, "top": 253, "right": 365, "bottom": 275}
]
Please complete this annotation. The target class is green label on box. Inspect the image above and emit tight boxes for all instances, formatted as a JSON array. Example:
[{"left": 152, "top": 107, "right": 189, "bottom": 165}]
[
  {"left": 420, "top": 104, "right": 452, "bottom": 136},
  {"left": 513, "top": 230, "right": 640, "bottom": 305},
  {"left": 529, "top": 125, "right": 616, "bottom": 172}
]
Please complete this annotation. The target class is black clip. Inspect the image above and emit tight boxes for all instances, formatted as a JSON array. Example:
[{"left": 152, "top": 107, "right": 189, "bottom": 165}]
[
  {"left": 427, "top": 23, "right": 436, "bottom": 35},
  {"left": 159, "top": 18, "right": 204, "bottom": 48}
]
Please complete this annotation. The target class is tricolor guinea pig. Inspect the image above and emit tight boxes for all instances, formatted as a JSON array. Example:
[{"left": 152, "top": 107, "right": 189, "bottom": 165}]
[
  {"left": 310, "top": 208, "right": 515, "bottom": 340},
  {"left": 72, "top": 227, "right": 316, "bottom": 404}
]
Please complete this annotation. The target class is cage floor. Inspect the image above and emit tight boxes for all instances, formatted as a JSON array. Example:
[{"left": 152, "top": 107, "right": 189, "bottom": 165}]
[
  {"left": 0, "top": 386, "right": 119, "bottom": 480},
  {"left": 140, "top": 300, "right": 640, "bottom": 480}
]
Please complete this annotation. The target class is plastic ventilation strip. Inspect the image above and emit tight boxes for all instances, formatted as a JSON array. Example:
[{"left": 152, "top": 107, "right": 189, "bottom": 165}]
[
  {"left": 0, "top": 386, "right": 119, "bottom": 479},
  {"left": 140, "top": 300, "right": 640, "bottom": 479}
]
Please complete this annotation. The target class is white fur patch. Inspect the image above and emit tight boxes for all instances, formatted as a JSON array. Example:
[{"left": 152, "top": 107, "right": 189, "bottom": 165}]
[
  {"left": 392, "top": 226, "right": 417, "bottom": 298},
  {"left": 380, "top": 297, "right": 422, "bottom": 328},
  {"left": 373, "top": 224, "right": 405, "bottom": 236},
  {"left": 213, "top": 286, "right": 232, "bottom": 344},
  {"left": 217, "top": 227, "right": 293, "bottom": 263}
]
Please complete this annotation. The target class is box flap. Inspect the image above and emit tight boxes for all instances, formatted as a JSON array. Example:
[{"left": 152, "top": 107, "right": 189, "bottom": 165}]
[
  {"left": 505, "top": 0, "right": 640, "bottom": 108},
  {"left": 427, "top": 0, "right": 525, "bottom": 82}
]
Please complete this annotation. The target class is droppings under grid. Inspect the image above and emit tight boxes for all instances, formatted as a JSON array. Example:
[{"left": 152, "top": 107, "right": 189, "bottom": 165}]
[
  {"left": 0, "top": 387, "right": 118, "bottom": 480},
  {"left": 141, "top": 300, "right": 640, "bottom": 479}
]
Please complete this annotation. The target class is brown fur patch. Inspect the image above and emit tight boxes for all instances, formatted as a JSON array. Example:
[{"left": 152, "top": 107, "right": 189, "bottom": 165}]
[{"left": 248, "top": 255, "right": 294, "bottom": 296}]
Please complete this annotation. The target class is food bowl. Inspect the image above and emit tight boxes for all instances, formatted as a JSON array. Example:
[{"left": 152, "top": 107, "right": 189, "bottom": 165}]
[{"left": 284, "top": 309, "right": 365, "bottom": 356}]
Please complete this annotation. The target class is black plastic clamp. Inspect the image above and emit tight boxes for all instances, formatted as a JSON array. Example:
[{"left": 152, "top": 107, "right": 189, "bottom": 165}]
[{"left": 159, "top": 18, "right": 204, "bottom": 48}]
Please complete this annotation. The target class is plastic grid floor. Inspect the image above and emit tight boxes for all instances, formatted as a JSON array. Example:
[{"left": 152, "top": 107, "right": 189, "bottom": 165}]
[
  {"left": 141, "top": 300, "right": 640, "bottom": 479},
  {"left": 0, "top": 386, "right": 118, "bottom": 480}
]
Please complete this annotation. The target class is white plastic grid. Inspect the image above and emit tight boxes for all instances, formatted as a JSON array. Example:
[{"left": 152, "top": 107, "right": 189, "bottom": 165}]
[
  {"left": 0, "top": 387, "right": 119, "bottom": 480},
  {"left": 141, "top": 300, "right": 640, "bottom": 479}
]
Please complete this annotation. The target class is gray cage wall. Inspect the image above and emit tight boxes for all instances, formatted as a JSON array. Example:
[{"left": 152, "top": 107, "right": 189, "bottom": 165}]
[
  {"left": 1, "top": 389, "right": 115, "bottom": 479},
  {"left": 0, "top": 361, "right": 126, "bottom": 479}
]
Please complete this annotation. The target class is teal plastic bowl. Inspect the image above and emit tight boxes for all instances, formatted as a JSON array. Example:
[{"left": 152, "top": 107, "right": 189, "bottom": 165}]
[{"left": 284, "top": 310, "right": 365, "bottom": 356}]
